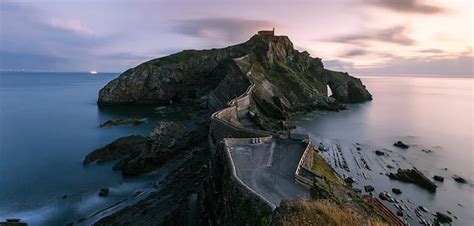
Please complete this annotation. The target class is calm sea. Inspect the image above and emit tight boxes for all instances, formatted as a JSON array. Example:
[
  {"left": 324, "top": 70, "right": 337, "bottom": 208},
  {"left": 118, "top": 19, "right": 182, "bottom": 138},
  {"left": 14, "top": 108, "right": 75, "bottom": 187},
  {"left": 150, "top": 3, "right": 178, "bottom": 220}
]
[
  {"left": 0, "top": 72, "right": 472, "bottom": 225},
  {"left": 291, "top": 75, "right": 473, "bottom": 225},
  {"left": 0, "top": 72, "right": 165, "bottom": 225}
]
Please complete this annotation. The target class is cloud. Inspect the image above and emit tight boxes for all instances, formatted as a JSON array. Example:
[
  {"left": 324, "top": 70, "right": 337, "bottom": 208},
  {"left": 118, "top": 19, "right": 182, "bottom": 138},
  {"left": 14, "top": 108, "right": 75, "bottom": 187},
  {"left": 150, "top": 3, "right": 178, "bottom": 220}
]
[
  {"left": 339, "top": 48, "right": 396, "bottom": 58},
  {"left": 330, "top": 25, "right": 415, "bottom": 46},
  {"left": 0, "top": 51, "right": 68, "bottom": 70},
  {"left": 419, "top": 48, "right": 444, "bottom": 54},
  {"left": 171, "top": 17, "right": 275, "bottom": 42},
  {"left": 371, "top": 56, "right": 474, "bottom": 75},
  {"left": 340, "top": 49, "right": 370, "bottom": 57},
  {"left": 328, "top": 56, "right": 473, "bottom": 76},
  {"left": 46, "top": 18, "right": 95, "bottom": 36},
  {"left": 368, "top": 0, "right": 445, "bottom": 14},
  {"left": 0, "top": 2, "right": 117, "bottom": 71},
  {"left": 322, "top": 59, "right": 355, "bottom": 71}
]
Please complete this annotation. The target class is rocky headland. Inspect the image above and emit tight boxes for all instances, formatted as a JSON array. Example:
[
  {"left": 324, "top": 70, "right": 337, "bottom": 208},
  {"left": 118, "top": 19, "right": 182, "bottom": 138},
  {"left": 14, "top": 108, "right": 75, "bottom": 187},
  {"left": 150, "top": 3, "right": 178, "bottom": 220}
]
[{"left": 84, "top": 31, "right": 375, "bottom": 225}]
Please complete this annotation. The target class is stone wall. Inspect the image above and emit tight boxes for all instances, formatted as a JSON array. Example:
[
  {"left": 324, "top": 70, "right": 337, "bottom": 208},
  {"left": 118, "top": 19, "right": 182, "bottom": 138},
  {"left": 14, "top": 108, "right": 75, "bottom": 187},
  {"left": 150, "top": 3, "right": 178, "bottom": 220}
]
[
  {"left": 213, "top": 105, "right": 242, "bottom": 128},
  {"left": 202, "top": 139, "right": 273, "bottom": 226},
  {"left": 223, "top": 137, "right": 276, "bottom": 209},
  {"left": 294, "top": 141, "right": 321, "bottom": 188},
  {"left": 209, "top": 116, "right": 272, "bottom": 145}
]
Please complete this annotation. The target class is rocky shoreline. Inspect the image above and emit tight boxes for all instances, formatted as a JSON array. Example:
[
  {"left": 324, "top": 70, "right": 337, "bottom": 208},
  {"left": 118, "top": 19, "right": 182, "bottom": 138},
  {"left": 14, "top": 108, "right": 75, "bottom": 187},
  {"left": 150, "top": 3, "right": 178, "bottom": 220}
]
[{"left": 78, "top": 32, "right": 380, "bottom": 225}]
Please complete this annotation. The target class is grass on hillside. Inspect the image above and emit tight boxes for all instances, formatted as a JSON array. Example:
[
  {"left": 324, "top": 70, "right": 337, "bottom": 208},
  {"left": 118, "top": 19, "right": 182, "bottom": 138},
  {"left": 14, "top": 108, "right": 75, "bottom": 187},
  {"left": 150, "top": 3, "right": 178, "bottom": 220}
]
[
  {"left": 310, "top": 151, "right": 340, "bottom": 184},
  {"left": 274, "top": 200, "right": 387, "bottom": 226}
]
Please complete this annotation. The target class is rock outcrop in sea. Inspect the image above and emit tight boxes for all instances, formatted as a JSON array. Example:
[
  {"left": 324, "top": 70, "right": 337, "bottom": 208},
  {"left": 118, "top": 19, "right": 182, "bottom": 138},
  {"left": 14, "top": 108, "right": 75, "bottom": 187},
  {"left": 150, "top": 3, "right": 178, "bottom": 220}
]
[
  {"left": 97, "top": 34, "right": 371, "bottom": 113},
  {"left": 388, "top": 168, "right": 437, "bottom": 192},
  {"left": 88, "top": 31, "right": 373, "bottom": 225}
]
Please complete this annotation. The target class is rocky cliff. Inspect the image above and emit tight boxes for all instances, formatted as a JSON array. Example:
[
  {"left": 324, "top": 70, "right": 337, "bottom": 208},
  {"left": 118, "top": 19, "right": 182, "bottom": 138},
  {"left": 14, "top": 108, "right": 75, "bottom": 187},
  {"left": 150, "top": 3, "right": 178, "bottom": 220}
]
[
  {"left": 90, "top": 32, "right": 373, "bottom": 225},
  {"left": 98, "top": 34, "right": 371, "bottom": 109}
]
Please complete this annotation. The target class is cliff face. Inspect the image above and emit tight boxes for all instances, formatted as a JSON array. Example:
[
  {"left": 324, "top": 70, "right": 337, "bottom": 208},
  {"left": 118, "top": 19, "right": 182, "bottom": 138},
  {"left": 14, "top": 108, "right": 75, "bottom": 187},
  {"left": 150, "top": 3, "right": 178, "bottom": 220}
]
[
  {"left": 93, "top": 32, "right": 374, "bottom": 225},
  {"left": 98, "top": 34, "right": 371, "bottom": 108}
]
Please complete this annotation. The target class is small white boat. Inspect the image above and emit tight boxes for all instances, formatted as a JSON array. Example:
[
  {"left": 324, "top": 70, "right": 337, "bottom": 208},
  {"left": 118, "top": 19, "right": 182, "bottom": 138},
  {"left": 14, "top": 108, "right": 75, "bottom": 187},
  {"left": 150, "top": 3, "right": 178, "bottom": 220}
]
[{"left": 90, "top": 70, "right": 97, "bottom": 74}]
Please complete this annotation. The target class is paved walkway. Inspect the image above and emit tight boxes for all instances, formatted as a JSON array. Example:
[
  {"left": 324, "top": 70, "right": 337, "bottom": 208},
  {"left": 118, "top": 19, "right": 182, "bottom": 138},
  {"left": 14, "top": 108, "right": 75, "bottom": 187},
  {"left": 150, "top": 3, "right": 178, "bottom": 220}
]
[{"left": 229, "top": 139, "right": 309, "bottom": 207}]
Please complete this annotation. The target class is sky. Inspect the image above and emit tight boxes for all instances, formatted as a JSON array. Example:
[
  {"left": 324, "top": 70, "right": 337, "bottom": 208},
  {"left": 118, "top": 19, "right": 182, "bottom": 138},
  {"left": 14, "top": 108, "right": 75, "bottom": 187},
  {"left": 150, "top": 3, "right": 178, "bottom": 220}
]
[{"left": 0, "top": 0, "right": 472, "bottom": 75}]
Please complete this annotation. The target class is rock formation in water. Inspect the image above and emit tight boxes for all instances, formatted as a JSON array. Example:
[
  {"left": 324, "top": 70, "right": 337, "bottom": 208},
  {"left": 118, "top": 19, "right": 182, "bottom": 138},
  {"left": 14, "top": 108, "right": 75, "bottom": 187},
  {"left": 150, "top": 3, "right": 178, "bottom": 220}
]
[
  {"left": 98, "top": 34, "right": 371, "bottom": 112},
  {"left": 84, "top": 120, "right": 207, "bottom": 176},
  {"left": 88, "top": 31, "right": 373, "bottom": 225},
  {"left": 388, "top": 168, "right": 437, "bottom": 192}
]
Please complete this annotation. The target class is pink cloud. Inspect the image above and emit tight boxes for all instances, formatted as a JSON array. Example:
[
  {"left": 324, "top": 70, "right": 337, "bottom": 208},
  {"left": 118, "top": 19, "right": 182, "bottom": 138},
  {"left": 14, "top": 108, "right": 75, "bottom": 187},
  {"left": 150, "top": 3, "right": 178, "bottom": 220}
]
[{"left": 47, "top": 17, "right": 95, "bottom": 36}]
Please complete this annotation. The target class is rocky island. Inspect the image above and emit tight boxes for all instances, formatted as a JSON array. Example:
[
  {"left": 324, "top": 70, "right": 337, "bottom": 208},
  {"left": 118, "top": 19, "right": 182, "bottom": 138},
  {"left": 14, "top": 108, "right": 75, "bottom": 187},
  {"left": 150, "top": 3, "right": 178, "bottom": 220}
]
[{"left": 82, "top": 30, "right": 390, "bottom": 225}]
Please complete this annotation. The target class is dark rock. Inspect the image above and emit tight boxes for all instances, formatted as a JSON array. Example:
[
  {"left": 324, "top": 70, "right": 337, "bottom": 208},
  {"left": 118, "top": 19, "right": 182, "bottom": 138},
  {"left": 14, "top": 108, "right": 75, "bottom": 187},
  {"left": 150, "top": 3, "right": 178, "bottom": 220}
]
[
  {"left": 421, "top": 149, "right": 432, "bottom": 153},
  {"left": 318, "top": 144, "right": 328, "bottom": 152},
  {"left": 62, "top": 194, "right": 68, "bottom": 199},
  {"left": 386, "top": 164, "right": 394, "bottom": 169},
  {"left": 83, "top": 135, "right": 147, "bottom": 165},
  {"left": 344, "top": 177, "right": 355, "bottom": 185},
  {"left": 418, "top": 206, "right": 429, "bottom": 212},
  {"left": 392, "top": 188, "right": 402, "bottom": 194},
  {"left": 388, "top": 168, "right": 437, "bottom": 192},
  {"left": 364, "top": 185, "right": 374, "bottom": 192},
  {"left": 323, "top": 71, "right": 373, "bottom": 103},
  {"left": 433, "top": 175, "right": 444, "bottom": 182},
  {"left": 393, "top": 141, "right": 409, "bottom": 149},
  {"left": 356, "top": 147, "right": 361, "bottom": 151},
  {"left": 375, "top": 150, "right": 385, "bottom": 156},
  {"left": 435, "top": 212, "right": 452, "bottom": 223},
  {"left": 99, "top": 118, "right": 146, "bottom": 127},
  {"left": 352, "top": 188, "right": 362, "bottom": 193},
  {"left": 314, "top": 96, "right": 346, "bottom": 111},
  {"left": 99, "top": 188, "right": 109, "bottom": 197},
  {"left": 94, "top": 147, "right": 212, "bottom": 226},
  {"left": 378, "top": 192, "right": 391, "bottom": 200},
  {"left": 0, "top": 219, "right": 27, "bottom": 226},
  {"left": 453, "top": 175, "right": 467, "bottom": 183},
  {"left": 85, "top": 120, "right": 207, "bottom": 176},
  {"left": 396, "top": 210, "right": 403, "bottom": 216}
]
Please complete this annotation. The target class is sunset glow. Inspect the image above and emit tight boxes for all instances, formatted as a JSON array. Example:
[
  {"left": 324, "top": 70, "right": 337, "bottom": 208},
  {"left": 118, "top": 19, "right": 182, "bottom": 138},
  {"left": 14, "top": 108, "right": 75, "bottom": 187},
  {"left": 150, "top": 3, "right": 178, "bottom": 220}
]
[{"left": 1, "top": 0, "right": 472, "bottom": 75}]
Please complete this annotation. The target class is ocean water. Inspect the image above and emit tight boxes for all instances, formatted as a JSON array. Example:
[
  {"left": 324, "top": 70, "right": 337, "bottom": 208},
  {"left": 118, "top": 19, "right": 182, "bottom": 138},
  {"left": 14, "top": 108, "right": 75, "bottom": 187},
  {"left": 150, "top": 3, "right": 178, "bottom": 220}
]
[
  {"left": 1, "top": 73, "right": 472, "bottom": 225},
  {"left": 0, "top": 72, "right": 169, "bottom": 225},
  {"left": 291, "top": 76, "right": 473, "bottom": 225}
]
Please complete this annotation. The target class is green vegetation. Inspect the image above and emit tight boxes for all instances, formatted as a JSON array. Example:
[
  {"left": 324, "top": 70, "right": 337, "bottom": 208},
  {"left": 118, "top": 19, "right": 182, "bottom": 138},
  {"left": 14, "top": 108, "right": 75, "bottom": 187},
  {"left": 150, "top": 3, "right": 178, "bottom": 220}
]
[
  {"left": 310, "top": 152, "right": 340, "bottom": 184},
  {"left": 228, "top": 181, "right": 272, "bottom": 226},
  {"left": 274, "top": 59, "right": 293, "bottom": 72},
  {"left": 147, "top": 49, "right": 214, "bottom": 66}
]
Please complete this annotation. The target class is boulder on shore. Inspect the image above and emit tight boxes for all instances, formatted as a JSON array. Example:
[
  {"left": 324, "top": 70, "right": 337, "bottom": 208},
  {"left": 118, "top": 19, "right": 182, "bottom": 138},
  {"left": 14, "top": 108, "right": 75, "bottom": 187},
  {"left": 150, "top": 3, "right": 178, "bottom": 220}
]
[
  {"left": 433, "top": 175, "right": 444, "bottom": 182},
  {"left": 453, "top": 175, "right": 467, "bottom": 184},
  {"left": 387, "top": 168, "right": 437, "bottom": 192},
  {"left": 435, "top": 212, "right": 452, "bottom": 223},
  {"left": 364, "top": 185, "right": 374, "bottom": 192},
  {"left": 378, "top": 191, "right": 391, "bottom": 200},
  {"left": 99, "top": 188, "right": 109, "bottom": 197},
  {"left": 393, "top": 141, "right": 409, "bottom": 149},
  {"left": 392, "top": 188, "right": 402, "bottom": 195},
  {"left": 374, "top": 150, "right": 385, "bottom": 156}
]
